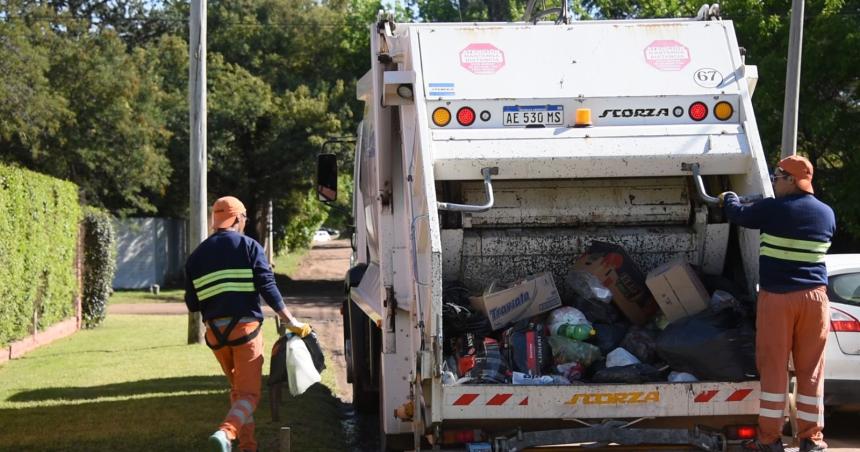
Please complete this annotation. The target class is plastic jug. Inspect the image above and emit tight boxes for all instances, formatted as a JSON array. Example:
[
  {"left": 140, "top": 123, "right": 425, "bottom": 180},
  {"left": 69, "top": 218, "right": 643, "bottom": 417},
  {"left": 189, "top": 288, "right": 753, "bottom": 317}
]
[
  {"left": 285, "top": 334, "right": 321, "bottom": 396},
  {"left": 556, "top": 323, "right": 596, "bottom": 341}
]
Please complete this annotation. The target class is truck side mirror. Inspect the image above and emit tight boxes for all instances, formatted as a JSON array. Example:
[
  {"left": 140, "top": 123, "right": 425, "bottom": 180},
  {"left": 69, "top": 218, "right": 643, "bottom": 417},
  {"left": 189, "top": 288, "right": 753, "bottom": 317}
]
[{"left": 317, "top": 153, "right": 338, "bottom": 202}]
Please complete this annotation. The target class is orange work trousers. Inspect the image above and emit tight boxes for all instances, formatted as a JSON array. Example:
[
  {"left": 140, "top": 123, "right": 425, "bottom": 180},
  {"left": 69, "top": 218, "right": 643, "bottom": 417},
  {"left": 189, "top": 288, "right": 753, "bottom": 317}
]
[
  {"left": 207, "top": 321, "right": 264, "bottom": 452},
  {"left": 756, "top": 286, "right": 829, "bottom": 446}
]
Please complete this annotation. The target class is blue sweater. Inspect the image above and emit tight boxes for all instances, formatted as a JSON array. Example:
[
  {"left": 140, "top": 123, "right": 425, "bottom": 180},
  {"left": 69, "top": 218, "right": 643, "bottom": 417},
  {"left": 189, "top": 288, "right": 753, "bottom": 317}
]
[
  {"left": 184, "top": 231, "right": 285, "bottom": 321},
  {"left": 723, "top": 193, "right": 835, "bottom": 293}
]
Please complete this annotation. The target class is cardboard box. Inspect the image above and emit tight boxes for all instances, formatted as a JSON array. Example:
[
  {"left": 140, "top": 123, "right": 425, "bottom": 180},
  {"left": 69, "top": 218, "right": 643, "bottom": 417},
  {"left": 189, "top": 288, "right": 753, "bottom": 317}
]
[
  {"left": 646, "top": 258, "right": 710, "bottom": 323},
  {"left": 572, "top": 241, "right": 658, "bottom": 325},
  {"left": 470, "top": 272, "right": 562, "bottom": 331}
]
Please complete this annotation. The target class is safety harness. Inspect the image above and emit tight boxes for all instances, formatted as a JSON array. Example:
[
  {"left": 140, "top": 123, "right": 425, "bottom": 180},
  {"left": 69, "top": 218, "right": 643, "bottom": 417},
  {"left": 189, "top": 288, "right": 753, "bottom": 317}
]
[{"left": 205, "top": 317, "right": 262, "bottom": 350}]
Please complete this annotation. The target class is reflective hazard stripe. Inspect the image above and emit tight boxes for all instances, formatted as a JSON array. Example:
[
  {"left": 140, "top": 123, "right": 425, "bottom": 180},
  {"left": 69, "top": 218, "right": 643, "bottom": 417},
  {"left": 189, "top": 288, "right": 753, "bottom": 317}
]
[
  {"left": 760, "top": 233, "right": 829, "bottom": 263},
  {"left": 197, "top": 282, "right": 256, "bottom": 301},
  {"left": 759, "top": 407, "right": 784, "bottom": 419},
  {"left": 760, "top": 247, "right": 826, "bottom": 263},
  {"left": 760, "top": 391, "right": 786, "bottom": 403},
  {"left": 796, "top": 394, "right": 823, "bottom": 406},
  {"left": 761, "top": 234, "right": 831, "bottom": 253},
  {"left": 193, "top": 268, "right": 253, "bottom": 289},
  {"left": 228, "top": 408, "right": 248, "bottom": 424},
  {"left": 798, "top": 409, "right": 823, "bottom": 424}
]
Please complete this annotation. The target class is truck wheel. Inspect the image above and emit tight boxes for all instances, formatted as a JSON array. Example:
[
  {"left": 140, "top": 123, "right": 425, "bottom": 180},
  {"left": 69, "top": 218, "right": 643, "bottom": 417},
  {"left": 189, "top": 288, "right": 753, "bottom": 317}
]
[{"left": 349, "top": 299, "right": 379, "bottom": 413}]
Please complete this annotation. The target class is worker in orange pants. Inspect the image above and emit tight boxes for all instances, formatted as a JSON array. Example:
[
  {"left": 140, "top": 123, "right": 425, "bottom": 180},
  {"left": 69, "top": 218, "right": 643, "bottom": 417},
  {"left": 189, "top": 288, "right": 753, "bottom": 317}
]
[
  {"left": 721, "top": 156, "right": 835, "bottom": 452},
  {"left": 186, "top": 196, "right": 312, "bottom": 452},
  {"left": 757, "top": 288, "right": 829, "bottom": 448},
  {"left": 207, "top": 320, "right": 264, "bottom": 452}
]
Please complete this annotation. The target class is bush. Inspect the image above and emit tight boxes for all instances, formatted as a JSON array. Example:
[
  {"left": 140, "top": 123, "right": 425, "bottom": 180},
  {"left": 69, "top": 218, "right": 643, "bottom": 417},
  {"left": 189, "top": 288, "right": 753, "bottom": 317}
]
[
  {"left": 82, "top": 208, "right": 117, "bottom": 328},
  {"left": 277, "top": 188, "right": 327, "bottom": 252},
  {"left": 0, "top": 164, "right": 81, "bottom": 347}
]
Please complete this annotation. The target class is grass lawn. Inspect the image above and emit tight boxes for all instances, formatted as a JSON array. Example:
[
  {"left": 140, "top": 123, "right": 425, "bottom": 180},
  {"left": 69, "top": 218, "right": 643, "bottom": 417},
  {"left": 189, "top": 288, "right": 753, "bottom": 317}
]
[
  {"left": 0, "top": 315, "right": 345, "bottom": 452},
  {"left": 272, "top": 247, "right": 308, "bottom": 276}
]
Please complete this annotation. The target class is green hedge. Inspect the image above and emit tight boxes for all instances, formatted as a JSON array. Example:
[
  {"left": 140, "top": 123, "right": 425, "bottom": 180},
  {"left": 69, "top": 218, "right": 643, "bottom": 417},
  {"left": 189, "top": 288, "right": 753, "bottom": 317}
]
[
  {"left": 0, "top": 164, "right": 81, "bottom": 347},
  {"left": 81, "top": 208, "right": 116, "bottom": 328}
]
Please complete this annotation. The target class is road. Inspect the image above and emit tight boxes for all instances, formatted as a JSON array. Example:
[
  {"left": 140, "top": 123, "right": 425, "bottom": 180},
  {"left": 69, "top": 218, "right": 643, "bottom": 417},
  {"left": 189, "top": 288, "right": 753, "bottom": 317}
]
[{"left": 110, "top": 239, "right": 860, "bottom": 451}]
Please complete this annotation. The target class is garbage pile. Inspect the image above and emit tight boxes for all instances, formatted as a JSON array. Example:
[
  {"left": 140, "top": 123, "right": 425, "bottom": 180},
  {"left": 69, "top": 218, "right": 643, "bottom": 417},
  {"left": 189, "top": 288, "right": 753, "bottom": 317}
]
[{"left": 443, "top": 241, "right": 757, "bottom": 386}]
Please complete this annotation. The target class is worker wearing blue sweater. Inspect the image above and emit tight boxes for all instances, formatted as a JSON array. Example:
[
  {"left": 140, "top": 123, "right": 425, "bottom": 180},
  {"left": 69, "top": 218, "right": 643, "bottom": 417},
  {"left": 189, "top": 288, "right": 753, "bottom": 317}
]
[
  {"left": 185, "top": 196, "right": 311, "bottom": 452},
  {"left": 720, "top": 156, "right": 835, "bottom": 452}
]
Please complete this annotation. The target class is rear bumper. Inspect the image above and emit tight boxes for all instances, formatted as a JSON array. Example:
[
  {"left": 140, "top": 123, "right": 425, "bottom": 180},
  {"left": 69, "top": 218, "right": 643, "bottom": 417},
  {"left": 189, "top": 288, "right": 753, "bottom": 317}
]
[{"left": 824, "top": 379, "right": 860, "bottom": 407}]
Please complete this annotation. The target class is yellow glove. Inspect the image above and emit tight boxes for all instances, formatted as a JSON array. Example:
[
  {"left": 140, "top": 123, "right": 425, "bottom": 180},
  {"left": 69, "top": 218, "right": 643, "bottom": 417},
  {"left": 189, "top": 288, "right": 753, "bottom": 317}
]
[
  {"left": 718, "top": 191, "right": 737, "bottom": 208},
  {"left": 286, "top": 321, "right": 312, "bottom": 338}
]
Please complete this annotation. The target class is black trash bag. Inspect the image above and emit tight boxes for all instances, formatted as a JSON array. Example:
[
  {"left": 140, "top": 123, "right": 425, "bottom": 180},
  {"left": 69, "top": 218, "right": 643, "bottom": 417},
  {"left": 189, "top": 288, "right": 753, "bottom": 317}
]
[
  {"left": 502, "top": 318, "right": 553, "bottom": 376},
  {"left": 591, "top": 363, "right": 663, "bottom": 383},
  {"left": 268, "top": 332, "right": 326, "bottom": 386},
  {"left": 570, "top": 296, "right": 623, "bottom": 324},
  {"left": 467, "top": 337, "right": 510, "bottom": 384},
  {"left": 443, "top": 281, "right": 492, "bottom": 355},
  {"left": 589, "top": 323, "right": 629, "bottom": 355},
  {"left": 620, "top": 326, "right": 659, "bottom": 364},
  {"left": 656, "top": 308, "right": 757, "bottom": 381}
]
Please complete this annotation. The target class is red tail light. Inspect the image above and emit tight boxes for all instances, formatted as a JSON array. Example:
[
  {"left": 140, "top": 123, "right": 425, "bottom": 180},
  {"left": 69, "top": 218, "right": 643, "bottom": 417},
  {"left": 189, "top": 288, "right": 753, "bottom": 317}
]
[
  {"left": 689, "top": 102, "right": 708, "bottom": 121},
  {"left": 831, "top": 307, "right": 860, "bottom": 332},
  {"left": 457, "top": 107, "right": 476, "bottom": 126},
  {"left": 442, "top": 429, "right": 482, "bottom": 444},
  {"left": 724, "top": 424, "right": 757, "bottom": 440}
]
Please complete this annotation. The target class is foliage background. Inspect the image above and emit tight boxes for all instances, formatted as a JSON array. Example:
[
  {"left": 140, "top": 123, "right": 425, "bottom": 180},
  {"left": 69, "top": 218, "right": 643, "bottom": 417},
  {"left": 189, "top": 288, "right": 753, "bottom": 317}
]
[
  {"left": 0, "top": 0, "right": 857, "bottom": 250},
  {"left": 81, "top": 208, "right": 117, "bottom": 329},
  {"left": 0, "top": 164, "right": 81, "bottom": 346}
]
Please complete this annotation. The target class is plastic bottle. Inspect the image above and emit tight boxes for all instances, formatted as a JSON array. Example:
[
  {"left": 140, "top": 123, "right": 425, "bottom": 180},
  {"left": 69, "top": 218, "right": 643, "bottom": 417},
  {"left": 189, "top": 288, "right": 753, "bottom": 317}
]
[{"left": 556, "top": 323, "right": 596, "bottom": 341}]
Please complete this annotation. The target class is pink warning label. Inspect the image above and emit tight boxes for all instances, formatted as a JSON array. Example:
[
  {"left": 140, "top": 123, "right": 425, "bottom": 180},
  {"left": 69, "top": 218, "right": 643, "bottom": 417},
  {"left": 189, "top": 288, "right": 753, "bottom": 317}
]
[
  {"left": 644, "top": 40, "right": 691, "bottom": 71},
  {"left": 460, "top": 43, "right": 506, "bottom": 75}
]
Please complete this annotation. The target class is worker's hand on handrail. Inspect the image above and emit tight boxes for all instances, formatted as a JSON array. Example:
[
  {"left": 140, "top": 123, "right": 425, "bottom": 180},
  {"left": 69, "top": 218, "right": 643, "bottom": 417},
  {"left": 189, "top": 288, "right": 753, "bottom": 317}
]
[{"left": 718, "top": 191, "right": 738, "bottom": 208}]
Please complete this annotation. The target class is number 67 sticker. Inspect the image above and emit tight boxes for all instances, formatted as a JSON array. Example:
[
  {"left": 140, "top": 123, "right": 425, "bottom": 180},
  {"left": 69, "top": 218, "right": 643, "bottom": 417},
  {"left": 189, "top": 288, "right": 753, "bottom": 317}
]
[{"left": 694, "top": 68, "right": 723, "bottom": 88}]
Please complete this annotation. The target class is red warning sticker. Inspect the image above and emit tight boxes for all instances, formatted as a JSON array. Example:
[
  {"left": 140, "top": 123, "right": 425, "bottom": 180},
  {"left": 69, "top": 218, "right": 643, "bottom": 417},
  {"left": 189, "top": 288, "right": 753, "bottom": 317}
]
[
  {"left": 460, "top": 43, "right": 506, "bottom": 75},
  {"left": 644, "top": 40, "right": 691, "bottom": 71}
]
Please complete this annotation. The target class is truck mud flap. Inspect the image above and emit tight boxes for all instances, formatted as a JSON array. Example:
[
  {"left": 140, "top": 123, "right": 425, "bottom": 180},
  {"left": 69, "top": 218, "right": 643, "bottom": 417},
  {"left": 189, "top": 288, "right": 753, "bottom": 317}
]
[{"left": 495, "top": 424, "right": 725, "bottom": 452}]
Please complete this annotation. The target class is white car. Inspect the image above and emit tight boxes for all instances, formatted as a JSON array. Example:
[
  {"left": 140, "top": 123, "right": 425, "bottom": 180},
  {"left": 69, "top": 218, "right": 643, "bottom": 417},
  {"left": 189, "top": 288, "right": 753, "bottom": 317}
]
[
  {"left": 313, "top": 230, "right": 332, "bottom": 242},
  {"left": 824, "top": 254, "right": 860, "bottom": 411}
]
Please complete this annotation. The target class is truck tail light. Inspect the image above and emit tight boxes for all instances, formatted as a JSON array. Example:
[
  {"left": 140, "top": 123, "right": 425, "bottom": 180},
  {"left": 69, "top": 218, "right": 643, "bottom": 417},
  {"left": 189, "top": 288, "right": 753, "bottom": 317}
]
[
  {"left": 441, "top": 429, "right": 482, "bottom": 444},
  {"left": 831, "top": 307, "right": 860, "bottom": 332},
  {"left": 714, "top": 101, "right": 734, "bottom": 120},
  {"left": 689, "top": 102, "right": 708, "bottom": 121},
  {"left": 432, "top": 107, "right": 451, "bottom": 127},
  {"left": 724, "top": 424, "right": 757, "bottom": 440},
  {"left": 457, "top": 107, "right": 476, "bottom": 126}
]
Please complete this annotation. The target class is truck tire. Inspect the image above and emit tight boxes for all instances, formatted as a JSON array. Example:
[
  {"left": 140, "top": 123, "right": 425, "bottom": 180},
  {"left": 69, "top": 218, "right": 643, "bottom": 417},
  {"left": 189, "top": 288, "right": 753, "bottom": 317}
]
[{"left": 348, "top": 298, "right": 379, "bottom": 413}]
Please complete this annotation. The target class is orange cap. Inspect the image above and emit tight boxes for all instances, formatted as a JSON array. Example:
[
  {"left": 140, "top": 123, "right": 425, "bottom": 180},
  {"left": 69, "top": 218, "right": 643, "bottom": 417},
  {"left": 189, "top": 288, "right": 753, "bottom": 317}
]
[
  {"left": 211, "top": 196, "right": 246, "bottom": 229},
  {"left": 777, "top": 155, "right": 814, "bottom": 194}
]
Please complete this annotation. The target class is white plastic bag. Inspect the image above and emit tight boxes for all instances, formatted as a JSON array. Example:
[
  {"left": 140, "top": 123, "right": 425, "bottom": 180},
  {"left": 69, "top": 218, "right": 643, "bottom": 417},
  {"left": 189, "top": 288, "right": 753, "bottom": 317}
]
[
  {"left": 668, "top": 371, "right": 699, "bottom": 382},
  {"left": 285, "top": 334, "right": 322, "bottom": 396},
  {"left": 606, "top": 347, "right": 640, "bottom": 368}
]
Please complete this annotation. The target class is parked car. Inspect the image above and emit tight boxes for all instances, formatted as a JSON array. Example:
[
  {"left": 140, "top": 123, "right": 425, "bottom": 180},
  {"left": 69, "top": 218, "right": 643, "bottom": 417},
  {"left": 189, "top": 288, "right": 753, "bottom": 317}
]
[
  {"left": 313, "top": 230, "right": 332, "bottom": 242},
  {"left": 824, "top": 254, "right": 860, "bottom": 411}
]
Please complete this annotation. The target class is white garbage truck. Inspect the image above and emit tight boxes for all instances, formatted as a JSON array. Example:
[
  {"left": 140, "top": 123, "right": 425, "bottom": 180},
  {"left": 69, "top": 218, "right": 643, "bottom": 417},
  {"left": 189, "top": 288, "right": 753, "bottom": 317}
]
[{"left": 317, "top": 7, "right": 772, "bottom": 451}]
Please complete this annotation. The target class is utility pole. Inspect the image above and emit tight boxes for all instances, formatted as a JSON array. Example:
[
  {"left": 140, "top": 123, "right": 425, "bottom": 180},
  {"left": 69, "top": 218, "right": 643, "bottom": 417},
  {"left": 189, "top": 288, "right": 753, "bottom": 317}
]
[
  {"left": 188, "top": 0, "right": 207, "bottom": 344},
  {"left": 781, "top": 0, "right": 804, "bottom": 159}
]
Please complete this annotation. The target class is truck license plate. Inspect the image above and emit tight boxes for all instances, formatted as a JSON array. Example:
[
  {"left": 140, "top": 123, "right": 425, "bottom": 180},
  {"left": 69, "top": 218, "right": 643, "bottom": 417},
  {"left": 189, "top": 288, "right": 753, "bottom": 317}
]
[{"left": 503, "top": 105, "right": 564, "bottom": 127}]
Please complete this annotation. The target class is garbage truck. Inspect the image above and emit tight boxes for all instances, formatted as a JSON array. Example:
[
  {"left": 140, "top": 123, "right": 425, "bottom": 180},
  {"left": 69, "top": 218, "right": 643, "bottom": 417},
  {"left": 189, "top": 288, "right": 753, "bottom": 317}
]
[{"left": 317, "top": 7, "right": 773, "bottom": 451}]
